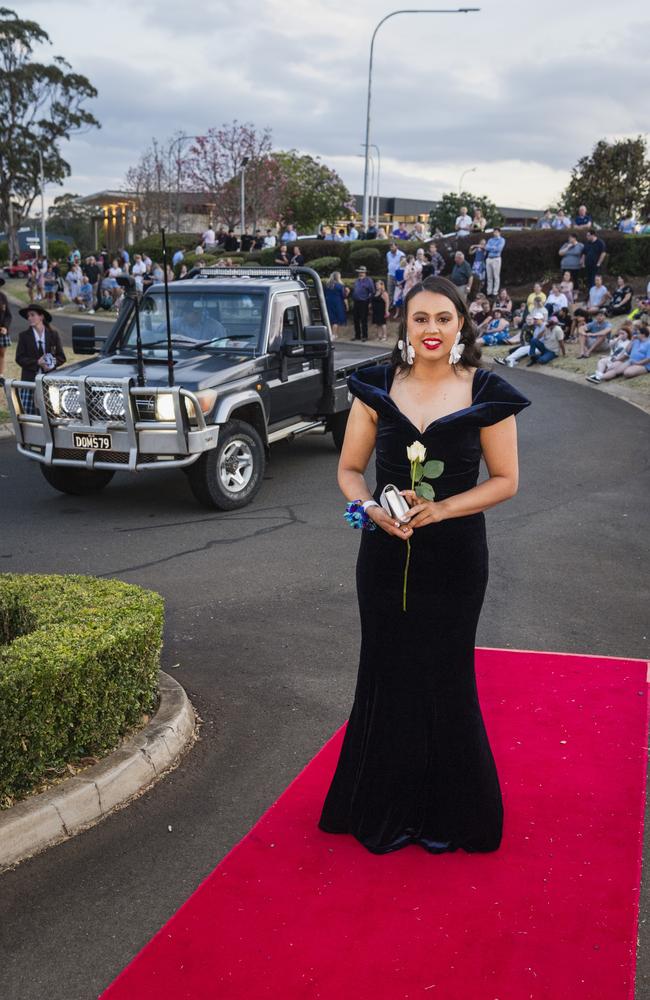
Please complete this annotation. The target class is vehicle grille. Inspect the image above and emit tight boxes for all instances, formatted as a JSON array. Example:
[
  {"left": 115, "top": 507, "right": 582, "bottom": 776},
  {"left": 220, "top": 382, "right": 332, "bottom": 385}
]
[{"left": 53, "top": 448, "right": 130, "bottom": 464}]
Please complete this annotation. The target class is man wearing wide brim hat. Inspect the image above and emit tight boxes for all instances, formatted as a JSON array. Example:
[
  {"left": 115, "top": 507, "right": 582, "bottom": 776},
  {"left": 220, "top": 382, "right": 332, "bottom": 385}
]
[
  {"left": 0, "top": 276, "right": 12, "bottom": 385},
  {"left": 351, "top": 265, "right": 375, "bottom": 341},
  {"left": 14, "top": 303, "right": 66, "bottom": 413}
]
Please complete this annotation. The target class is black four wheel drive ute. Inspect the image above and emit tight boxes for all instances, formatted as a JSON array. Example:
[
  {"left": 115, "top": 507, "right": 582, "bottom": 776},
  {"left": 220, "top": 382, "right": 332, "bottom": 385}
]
[{"left": 5, "top": 267, "right": 390, "bottom": 510}]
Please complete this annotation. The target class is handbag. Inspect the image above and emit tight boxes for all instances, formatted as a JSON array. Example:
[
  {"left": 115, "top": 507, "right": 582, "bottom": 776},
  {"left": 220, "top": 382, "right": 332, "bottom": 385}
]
[{"left": 379, "top": 484, "right": 411, "bottom": 522}]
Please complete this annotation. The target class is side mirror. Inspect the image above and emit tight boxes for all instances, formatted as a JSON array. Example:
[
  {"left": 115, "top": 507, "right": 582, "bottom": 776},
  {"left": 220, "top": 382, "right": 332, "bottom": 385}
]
[
  {"left": 72, "top": 322, "right": 107, "bottom": 355},
  {"left": 302, "top": 324, "right": 330, "bottom": 358}
]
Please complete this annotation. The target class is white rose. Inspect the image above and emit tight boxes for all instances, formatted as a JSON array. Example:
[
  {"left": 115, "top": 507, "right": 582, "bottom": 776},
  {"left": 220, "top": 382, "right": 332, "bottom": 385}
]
[{"left": 406, "top": 441, "right": 426, "bottom": 463}]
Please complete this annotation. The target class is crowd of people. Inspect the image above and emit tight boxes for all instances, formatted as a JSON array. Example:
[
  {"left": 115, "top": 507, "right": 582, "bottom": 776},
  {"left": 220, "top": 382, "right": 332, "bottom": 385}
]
[{"left": 321, "top": 234, "right": 650, "bottom": 386}]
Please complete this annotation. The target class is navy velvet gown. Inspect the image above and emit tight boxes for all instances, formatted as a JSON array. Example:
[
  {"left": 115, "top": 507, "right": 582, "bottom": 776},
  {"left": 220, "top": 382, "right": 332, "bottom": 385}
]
[{"left": 318, "top": 363, "right": 532, "bottom": 855}]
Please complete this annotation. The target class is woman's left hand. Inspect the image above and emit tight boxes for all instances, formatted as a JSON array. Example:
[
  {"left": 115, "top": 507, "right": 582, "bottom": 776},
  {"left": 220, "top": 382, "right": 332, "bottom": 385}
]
[{"left": 399, "top": 490, "right": 446, "bottom": 527}]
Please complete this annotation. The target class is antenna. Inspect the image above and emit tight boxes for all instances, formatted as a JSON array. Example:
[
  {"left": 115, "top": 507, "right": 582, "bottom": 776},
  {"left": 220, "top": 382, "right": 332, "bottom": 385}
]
[{"left": 160, "top": 228, "right": 175, "bottom": 387}]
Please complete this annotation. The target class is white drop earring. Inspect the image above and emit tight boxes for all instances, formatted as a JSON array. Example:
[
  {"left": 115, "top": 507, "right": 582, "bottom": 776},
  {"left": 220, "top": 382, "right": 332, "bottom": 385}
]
[
  {"left": 448, "top": 330, "right": 465, "bottom": 365},
  {"left": 397, "top": 333, "right": 415, "bottom": 365}
]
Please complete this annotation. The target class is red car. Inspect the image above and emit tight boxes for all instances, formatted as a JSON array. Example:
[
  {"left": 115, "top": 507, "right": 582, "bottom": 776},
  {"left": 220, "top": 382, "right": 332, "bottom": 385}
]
[{"left": 3, "top": 261, "right": 31, "bottom": 277}]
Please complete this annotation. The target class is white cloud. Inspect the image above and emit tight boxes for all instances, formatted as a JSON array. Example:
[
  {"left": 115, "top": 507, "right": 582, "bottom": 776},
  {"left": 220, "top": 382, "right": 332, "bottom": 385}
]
[{"left": 19, "top": 0, "right": 650, "bottom": 209}]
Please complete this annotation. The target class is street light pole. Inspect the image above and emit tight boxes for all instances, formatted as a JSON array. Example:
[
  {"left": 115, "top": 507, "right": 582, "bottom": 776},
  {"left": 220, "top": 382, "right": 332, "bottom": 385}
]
[
  {"left": 37, "top": 149, "right": 47, "bottom": 258},
  {"left": 240, "top": 156, "right": 249, "bottom": 243},
  {"left": 458, "top": 166, "right": 477, "bottom": 197},
  {"left": 362, "top": 8, "right": 480, "bottom": 229},
  {"left": 370, "top": 143, "right": 381, "bottom": 225}
]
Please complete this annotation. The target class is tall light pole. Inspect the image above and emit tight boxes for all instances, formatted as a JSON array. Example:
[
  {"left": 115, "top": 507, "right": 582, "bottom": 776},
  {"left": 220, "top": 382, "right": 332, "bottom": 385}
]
[
  {"left": 37, "top": 149, "right": 47, "bottom": 258},
  {"left": 240, "top": 156, "right": 249, "bottom": 241},
  {"left": 458, "top": 165, "right": 477, "bottom": 197},
  {"left": 362, "top": 8, "right": 480, "bottom": 229},
  {"left": 370, "top": 143, "right": 381, "bottom": 224}
]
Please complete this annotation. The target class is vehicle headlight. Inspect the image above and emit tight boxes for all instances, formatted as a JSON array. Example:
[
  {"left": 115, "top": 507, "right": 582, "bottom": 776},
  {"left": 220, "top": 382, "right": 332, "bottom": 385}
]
[
  {"left": 60, "top": 385, "right": 82, "bottom": 418},
  {"left": 155, "top": 393, "right": 176, "bottom": 421},
  {"left": 185, "top": 389, "right": 218, "bottom": 419},
  {"left": 101, "top": 389, "right": 125, "bottom": 419},
  {"left": 48, "top": 384, "right": 61, "bottom": 416}
]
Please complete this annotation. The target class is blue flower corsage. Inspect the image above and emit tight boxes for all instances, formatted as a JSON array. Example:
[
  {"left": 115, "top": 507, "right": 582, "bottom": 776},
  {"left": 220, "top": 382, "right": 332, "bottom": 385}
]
[{"left": 344, "top": 500, "right": 377, "bottom": 531}]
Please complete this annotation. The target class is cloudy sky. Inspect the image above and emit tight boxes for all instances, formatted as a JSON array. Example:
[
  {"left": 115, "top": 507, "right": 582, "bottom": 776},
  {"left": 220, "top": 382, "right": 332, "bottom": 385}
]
[{"left": 22, "top": 0, "right": 650, "bottom": 211}]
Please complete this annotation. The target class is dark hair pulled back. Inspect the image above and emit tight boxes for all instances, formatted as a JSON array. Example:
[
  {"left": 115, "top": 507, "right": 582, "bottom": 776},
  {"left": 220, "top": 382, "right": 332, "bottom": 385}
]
[{"left": 390, "top": 275, "right": 484, "bottom": 375}]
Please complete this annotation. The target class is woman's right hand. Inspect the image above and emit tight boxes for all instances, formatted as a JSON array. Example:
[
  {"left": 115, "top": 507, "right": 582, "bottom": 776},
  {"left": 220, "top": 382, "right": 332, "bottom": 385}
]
[{"left": 368, "top": 505, "right": 413, "bottom": 540}]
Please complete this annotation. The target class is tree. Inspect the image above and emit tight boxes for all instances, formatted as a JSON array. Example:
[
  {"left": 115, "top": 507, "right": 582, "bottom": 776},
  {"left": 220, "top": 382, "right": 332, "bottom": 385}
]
[
  {"left": 0, "top": 8, "right": 100, "bottom": 258},
  {"left": 429, "top": 192, "right": 503, "bottom": 235},
  {"left": 561, "top": 136, "right": 650, "bottom": 225},
  {"left": 272, "top": 151, "right": 354, "bottom": 233},
  {"left": 47, "top": 193, "right": 96, "bottom": 250},
  {"left": 185, "top": 120, "right": 279, "bottom": 230}
]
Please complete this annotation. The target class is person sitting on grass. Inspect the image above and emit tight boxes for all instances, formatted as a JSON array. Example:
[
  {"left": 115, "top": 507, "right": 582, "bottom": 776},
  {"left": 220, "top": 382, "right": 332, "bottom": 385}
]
[
  {"left": 476, "top": 308, "right": 510, "bottom": 346},
  {"left": 595, "top": 325, "right": 650, "bottom": 381},
  {"left": 469, "top": 293, "right": 490, "bottom": 325},
  {"left": 576, "top": 310, "right": 612, "bottom": 359},
  {"left": 494, "top": 313, "right": 547, "bottom": 367},
  {"left": 545, "top": 283, "right": 569, "bottom": 315},
  {"left": 607, "top": 275, "right": 633, "bottom": 317},
  {"left": 526, "top": 313, "right": 566, "bottom": 366},
  {"left": 559, "top": 270, "right": 574, "bottom": 305},
  {"left": 570, "top": 275, "right": 611, "bottom": 338},
  {"left": 493, "top": 287, "right": 513, "bottom": 319},
  {"left": 526, "top": 282, "right": 547, "bottom": 312},
  {"left": 585, "top": 324, "right": 633, "bottom": 383}
]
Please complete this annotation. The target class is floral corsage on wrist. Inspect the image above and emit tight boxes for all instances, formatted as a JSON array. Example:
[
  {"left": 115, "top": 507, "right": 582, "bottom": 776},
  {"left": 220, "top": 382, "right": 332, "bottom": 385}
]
[{"left": 344, "top": 499, "right": 378, "bottom": 531}]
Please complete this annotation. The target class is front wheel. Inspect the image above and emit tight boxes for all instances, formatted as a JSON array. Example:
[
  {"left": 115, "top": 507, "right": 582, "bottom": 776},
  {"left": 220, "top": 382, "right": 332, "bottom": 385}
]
[
  {"left": 39, "top": 464, "right": 114, "bottom": 495},
  {"left": 186, "top": 419, "right": 265, "bottom": 510}
]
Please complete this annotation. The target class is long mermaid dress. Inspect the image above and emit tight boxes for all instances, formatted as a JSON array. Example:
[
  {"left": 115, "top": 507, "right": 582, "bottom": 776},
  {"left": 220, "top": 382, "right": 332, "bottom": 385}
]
[{"left": 318, "top": 363, "right": 532, "bottom": 854}]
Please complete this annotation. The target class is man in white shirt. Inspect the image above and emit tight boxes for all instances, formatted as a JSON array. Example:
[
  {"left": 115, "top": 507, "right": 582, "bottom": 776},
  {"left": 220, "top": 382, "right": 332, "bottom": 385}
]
[
  {"left": 385, "top": 243, "right": 406, "bottom": 304},
  {"left": 202, "top": 226, "right": 216, "bottom": 249},
  {"left": 348, "top": 225, "right": 359, "bottom": 240},
  {"left": 455, "top": 206, "right": 472, "bottom": 237},
  {"left": 131, "top": 254, "right": 147, "bottom": 292},
  {"left": 263, "top": 229, "right": 277, "bottom": 248}
]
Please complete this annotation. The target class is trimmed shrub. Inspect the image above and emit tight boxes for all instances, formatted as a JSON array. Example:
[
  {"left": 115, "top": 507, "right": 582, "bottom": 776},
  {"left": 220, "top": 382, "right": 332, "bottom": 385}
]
[
  {"left": 129, "top": 232, "right": 198, "bottom": 258},
  {"left": 176, "top": 252, "right": 219, "bottom": 276},
  {"left": 308, "top": 256, "right": 344, "bottom": 277},
  {"left": 0, "top": 574, "right": 164, "bottom": 805},
  {"left": 349, "top": 247, "right": 382, "bottom": 275}
]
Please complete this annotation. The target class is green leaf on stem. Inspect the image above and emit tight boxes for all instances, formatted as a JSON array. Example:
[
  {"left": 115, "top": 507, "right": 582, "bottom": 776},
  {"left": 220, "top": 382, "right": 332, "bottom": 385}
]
[
  {"left": 423, "top": 460, "right": 444, "bottom": 479},
  {"left": 416, "top": 482, "right": 435, "bottom": 500},
  {"left": 413, "top": 462, "right": 424, "bottom": 483}
]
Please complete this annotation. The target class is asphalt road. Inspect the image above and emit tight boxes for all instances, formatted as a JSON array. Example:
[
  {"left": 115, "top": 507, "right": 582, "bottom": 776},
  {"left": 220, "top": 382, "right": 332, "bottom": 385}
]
[{"left": 0, "top": 368, "right": 648, "bottom": 1000}]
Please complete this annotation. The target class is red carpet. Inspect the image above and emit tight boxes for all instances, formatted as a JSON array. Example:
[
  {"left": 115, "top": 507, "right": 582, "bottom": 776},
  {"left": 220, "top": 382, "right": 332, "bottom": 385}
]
[{"left": 102, "top": 648, "right": 649, "bottom": 1000}]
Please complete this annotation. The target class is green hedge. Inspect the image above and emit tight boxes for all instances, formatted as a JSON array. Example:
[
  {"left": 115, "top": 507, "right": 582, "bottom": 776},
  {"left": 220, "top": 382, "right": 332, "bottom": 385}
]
[
  {"left": 0, "top": 574, "right": 164, "bottom": 805},
  {"left": 308, "top": 256, "right": 344, "bottom": 276},
  {"left": 129, "top": 232, "right": 199, "bottom": 258},
  {"left": 349, "top": 246, "right": 382, "bottom": 274}
]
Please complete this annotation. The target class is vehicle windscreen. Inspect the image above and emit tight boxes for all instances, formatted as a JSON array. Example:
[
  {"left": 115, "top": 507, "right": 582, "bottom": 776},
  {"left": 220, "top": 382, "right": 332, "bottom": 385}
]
[{"left": 119, "top": 291, "right": 266, "bottom": 352}]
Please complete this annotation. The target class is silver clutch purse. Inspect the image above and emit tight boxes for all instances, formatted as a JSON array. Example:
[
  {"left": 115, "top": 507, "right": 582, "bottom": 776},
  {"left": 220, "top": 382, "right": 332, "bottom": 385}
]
[{"left": 379, "top": 484, "right": 411, "bottom": 522}]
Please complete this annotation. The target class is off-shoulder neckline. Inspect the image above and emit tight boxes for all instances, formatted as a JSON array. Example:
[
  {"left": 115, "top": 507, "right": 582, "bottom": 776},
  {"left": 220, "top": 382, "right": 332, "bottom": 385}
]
[{"left": 384, "top": 366, "right": 485, "bottom": 435}]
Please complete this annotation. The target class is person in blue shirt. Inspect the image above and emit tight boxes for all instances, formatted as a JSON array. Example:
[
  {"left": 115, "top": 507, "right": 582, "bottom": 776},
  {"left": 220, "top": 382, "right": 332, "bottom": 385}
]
[
  {"left": 618, "top": 214, "right": 637, "bottom": 234},
  {"left": 598, "top": 326, "right": 650, "bottom": 381},
  {"left": 392, "top": 224, "right": 409, "bottom": 240},
  {"left": 552, "top": 209, "right": 571, "bottom": 229},
  {"left": 485, "top": 228, "right": 506, "bottom": 296}
]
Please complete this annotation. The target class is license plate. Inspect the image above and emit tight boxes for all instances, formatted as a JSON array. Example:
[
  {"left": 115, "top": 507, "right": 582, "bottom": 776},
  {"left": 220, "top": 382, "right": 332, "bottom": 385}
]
[{"left": 73, "top": 432, "right": 112, "bottom": 451}]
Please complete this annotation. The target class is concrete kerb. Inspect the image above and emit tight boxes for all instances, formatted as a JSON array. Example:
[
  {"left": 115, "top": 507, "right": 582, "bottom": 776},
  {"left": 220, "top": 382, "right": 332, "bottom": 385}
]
[{"left": 0, "top": 670, "right": 197, "bottom": 873}]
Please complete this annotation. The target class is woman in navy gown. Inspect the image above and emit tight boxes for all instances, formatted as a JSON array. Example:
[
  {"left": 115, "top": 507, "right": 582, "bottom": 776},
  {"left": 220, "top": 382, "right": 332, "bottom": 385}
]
[
  {"left": 319, "top": 276, "right": 531, "bottom": 855},
  {"left": 324, "top": 271, "right": 348, "bottom": 339}
]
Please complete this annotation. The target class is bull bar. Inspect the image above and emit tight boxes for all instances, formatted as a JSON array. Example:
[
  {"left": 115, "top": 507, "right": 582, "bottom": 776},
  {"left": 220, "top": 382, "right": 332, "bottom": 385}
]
[{"left": 4, "top": 374, "right": 218, "bottom": 472}]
